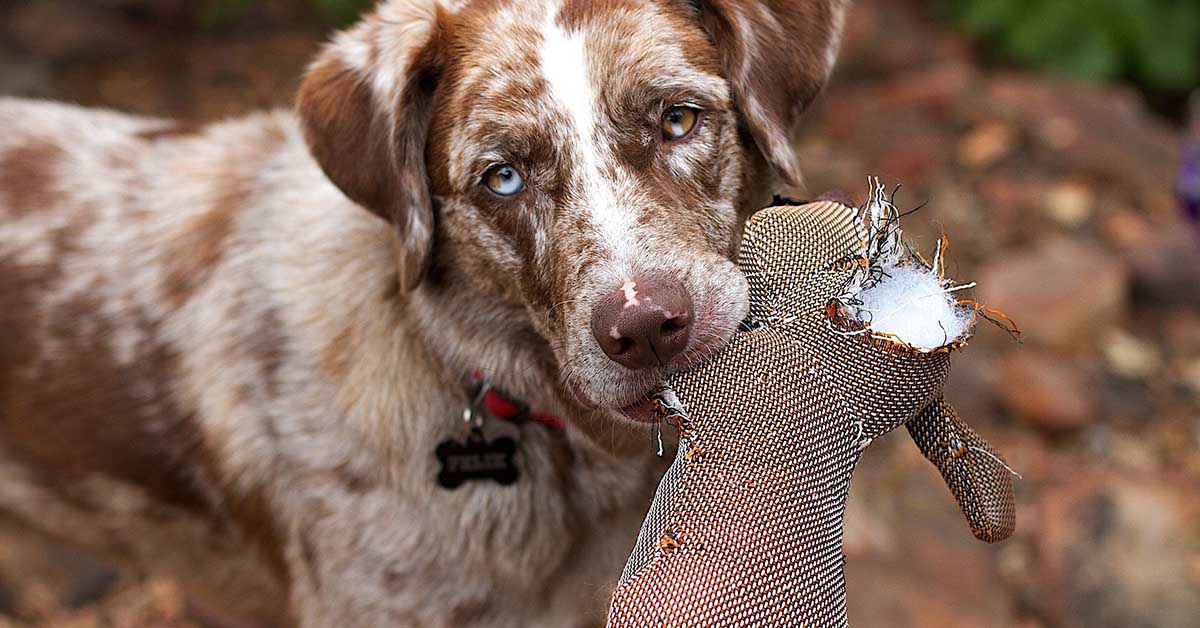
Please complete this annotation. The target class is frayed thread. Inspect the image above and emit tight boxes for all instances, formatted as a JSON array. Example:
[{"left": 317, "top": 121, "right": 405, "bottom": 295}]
[{"left": 829, "top": 178, "right": 977, "bottom": 352}]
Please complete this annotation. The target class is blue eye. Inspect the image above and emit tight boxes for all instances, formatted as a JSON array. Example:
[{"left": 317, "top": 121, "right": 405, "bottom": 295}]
[{"left": 484, "top": 164, "right": 525, "bottom": 196}]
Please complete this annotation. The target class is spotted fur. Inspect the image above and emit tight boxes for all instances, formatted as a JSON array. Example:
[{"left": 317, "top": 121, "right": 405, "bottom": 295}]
[{"left": 0, "top": 1, "right": 848, "bottom": 626}]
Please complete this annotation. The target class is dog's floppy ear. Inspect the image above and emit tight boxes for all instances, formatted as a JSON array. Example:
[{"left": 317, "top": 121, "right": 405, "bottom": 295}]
[
  {"left": 693, "top": 0, "right": 850, "bottom": 187},
  {"left": 297, "top": 1, "right": 446, "bottom": 291}
]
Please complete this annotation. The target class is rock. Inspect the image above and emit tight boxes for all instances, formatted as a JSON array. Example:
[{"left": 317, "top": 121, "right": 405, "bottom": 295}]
[
  {"left": 975, "top": 174, "right": 1060, "bottom": 247},
  {"left": 959, "top": 121, "right": 1015, "bottom": 168},
  {"left": 1044, "top": 181, "right": 1094, "bottom": 229},
  {"left": 842, "top": 492, "right": 896, "bottom": 559},
  {"left": 1107, "top": 433, "right": 1160, "bottom": 474},
  {"left": 979, "top": 237, "right": 1129, "bottom": 351},
  {"left": 997, "top": 350, "right": 1094, "bottom": 432},
  {"left": 986, "top": 75, "right": 1181, "bottom": 200},
  {"left": 1102, "top": 210, "right": 1156, "bottom": 252},
  {"left": 1031, "top": 474, "right": 1200, "bottom": 628},
  {"left": 1122, "top": 228, "right": 1200, "bottom": 308},
  {"left": 1182, "top": 359, "right": 1200, "bottom": 396},
  {"left": 1039, "top": 116, "right": 1080, "bottom": 151},
  {"left": 1090, "top": 373, "right": 1153, "bottom": 427},
  {"left": 846, "top": 448, "right": 1018, "bottom": 628},
  {"left": 875, "top": 60, "right": 977, "bottom": 110},
  {"left": 1101, "top": 329, "right": 1161, "bottom": 380},
  {"left": 1164, "top": 310, "right": 1200, "bottom": 355}
]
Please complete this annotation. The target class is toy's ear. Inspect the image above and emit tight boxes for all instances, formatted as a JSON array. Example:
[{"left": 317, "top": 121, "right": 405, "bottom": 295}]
[
  {"left": 691, "top": 0, "right": 851, "bottom": 187},
  {"left": 738, "top": 200, "right": 861, "bottom": 322},
  {"left": 907, "top": 398, "right": 1017, "bottom": 543},
  {"left": 297, "top": 1, "right": 447, "bottom": 291}
]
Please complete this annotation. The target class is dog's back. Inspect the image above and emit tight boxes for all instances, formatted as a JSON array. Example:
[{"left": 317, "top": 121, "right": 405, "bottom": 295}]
[
  {"left": 1, "top": 99, "right": 211, "bottom": 510},
  {"left": 0, "top": 98, "right": 311, "bottom": 625}
]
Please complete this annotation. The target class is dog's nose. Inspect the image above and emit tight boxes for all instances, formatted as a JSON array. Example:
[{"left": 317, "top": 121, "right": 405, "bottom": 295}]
[{"left": 591, "top": 274, "right": 694, "bottom": 370}]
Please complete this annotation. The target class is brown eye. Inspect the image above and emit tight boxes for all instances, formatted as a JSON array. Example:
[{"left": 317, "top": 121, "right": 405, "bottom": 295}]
[
  {"left": 661, "top": 106, "right": 699, "bottom": 141},
  {"left": 483, "top": 164, "right": 525, "bottom": 196}
]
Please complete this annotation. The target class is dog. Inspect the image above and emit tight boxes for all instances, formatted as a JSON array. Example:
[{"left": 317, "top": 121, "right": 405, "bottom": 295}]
[{"left": 0, "top": 0, "right": 848, "bottom": 625}]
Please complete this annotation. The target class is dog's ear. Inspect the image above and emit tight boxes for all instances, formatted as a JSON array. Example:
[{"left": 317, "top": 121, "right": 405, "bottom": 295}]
[
  {"left": 297, "top": 1, "right": 447, "bottom": 291},
  {"left": 692, "top": 0, "right": 850, "bottom": 187}
]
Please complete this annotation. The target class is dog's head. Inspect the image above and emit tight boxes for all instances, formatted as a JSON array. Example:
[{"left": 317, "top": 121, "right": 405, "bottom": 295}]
[{"left": 298, "top": 0, "right": 849, "bottom": 421}]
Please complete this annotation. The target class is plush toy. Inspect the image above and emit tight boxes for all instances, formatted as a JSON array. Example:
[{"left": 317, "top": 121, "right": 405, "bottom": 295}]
[{"left": 607, "top": 184, "right": 1019, "bottom": 627}]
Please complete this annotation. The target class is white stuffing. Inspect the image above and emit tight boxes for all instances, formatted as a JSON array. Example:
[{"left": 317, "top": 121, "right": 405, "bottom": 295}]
[
  {"left": 839, "top": 177, "right": 978, "bottom": 350},
  {"left": 853, "top": 264, "right": 973, "bottom": 350}
]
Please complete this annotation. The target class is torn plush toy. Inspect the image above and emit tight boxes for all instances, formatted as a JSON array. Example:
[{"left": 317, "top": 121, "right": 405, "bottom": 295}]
[{"left": 606, "top": 182, "right": 1019, "bottom": 628}]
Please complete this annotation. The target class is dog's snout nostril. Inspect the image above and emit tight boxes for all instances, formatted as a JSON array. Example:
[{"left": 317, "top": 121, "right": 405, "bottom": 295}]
[
  {"left": 590, "top": 273, "right": 695, "bottom": 371},
  {"left": 662, "top": 315, "right": 688, "bottom": 335}
]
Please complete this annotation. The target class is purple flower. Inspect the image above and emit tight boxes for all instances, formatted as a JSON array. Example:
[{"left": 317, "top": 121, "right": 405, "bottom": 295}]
[
  {"left": 1181, "top": 145, "right": 1200, "bottom": 222},
  {"left": 1179, "top": 95, "right": 1200, "bottom": 233}
]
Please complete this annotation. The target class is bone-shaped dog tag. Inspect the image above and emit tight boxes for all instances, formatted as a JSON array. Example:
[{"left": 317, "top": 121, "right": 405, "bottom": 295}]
[{"left": 435, "top": 428, "right": 519, "bottom": 489}]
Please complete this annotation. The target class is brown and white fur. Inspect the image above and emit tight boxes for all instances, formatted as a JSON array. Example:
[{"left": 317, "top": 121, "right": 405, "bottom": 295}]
[{"left": 0, "top": 1, "right": 848, "bottom": 626}]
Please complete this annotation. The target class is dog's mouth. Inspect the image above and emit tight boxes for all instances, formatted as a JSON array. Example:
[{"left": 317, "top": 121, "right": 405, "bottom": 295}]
[
  {"left": 566, "top": 379, "right": 666, "bottom": 424},
  {"left": 617, "top": 396, "right": 661, "bottom": 423},
  {"left": 571, "top": 330, "right": 738, "bottom": 424}
]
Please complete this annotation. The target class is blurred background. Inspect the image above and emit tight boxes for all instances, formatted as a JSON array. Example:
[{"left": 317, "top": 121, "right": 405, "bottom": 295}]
[{"left": 0, "top": 0, "right": 1197, "bottom": 626}]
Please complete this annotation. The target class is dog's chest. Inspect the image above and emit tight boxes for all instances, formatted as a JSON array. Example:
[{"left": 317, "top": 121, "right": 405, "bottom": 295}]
[{"left": 274, "top": 420, "right": 655, "bottom": 627}]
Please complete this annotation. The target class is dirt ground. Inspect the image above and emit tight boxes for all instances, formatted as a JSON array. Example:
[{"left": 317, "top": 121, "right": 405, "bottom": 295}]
[{"left": 1, "top": 1, "right": 1197, "bottom": 627}]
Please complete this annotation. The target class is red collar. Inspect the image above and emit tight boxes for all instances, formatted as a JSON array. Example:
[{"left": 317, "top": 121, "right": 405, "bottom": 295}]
[{"left": 470, "top": 372, "right": 564, "bottom": 431}]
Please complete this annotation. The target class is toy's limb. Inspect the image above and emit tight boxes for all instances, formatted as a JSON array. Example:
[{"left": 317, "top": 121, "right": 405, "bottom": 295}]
[{"left": 906, "top": 398, "right": 1017, "bottom": 543}]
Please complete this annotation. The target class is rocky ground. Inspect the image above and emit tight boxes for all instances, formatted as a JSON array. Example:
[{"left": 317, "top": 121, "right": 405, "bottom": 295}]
[{"left": 1, "top": 1, "right": 1197, "bottom": 627}]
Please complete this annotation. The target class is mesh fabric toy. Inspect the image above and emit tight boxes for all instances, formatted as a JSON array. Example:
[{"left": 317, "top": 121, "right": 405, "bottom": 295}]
[{"left": 607, "top": 190, "right": 1018, "bottom": 627}]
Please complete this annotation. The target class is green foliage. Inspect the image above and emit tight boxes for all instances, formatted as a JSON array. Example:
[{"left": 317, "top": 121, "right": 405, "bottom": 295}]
[
  {"left": 949, "top": 0, "right": 1200, "bottom": 92},
  {"left": 311, "top": 0, "right": 375, "bottom": 25},
  {"left": 196, "top": 0, "right": 372, "bottom": 29},
  {"left": 197, "top": 0, "right": 256, "bottom": 30}
]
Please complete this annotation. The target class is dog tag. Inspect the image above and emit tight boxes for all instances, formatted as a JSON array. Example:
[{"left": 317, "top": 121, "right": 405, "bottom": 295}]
[{"left": 436, "top": 428, "right": 519, "bottom": 489}]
